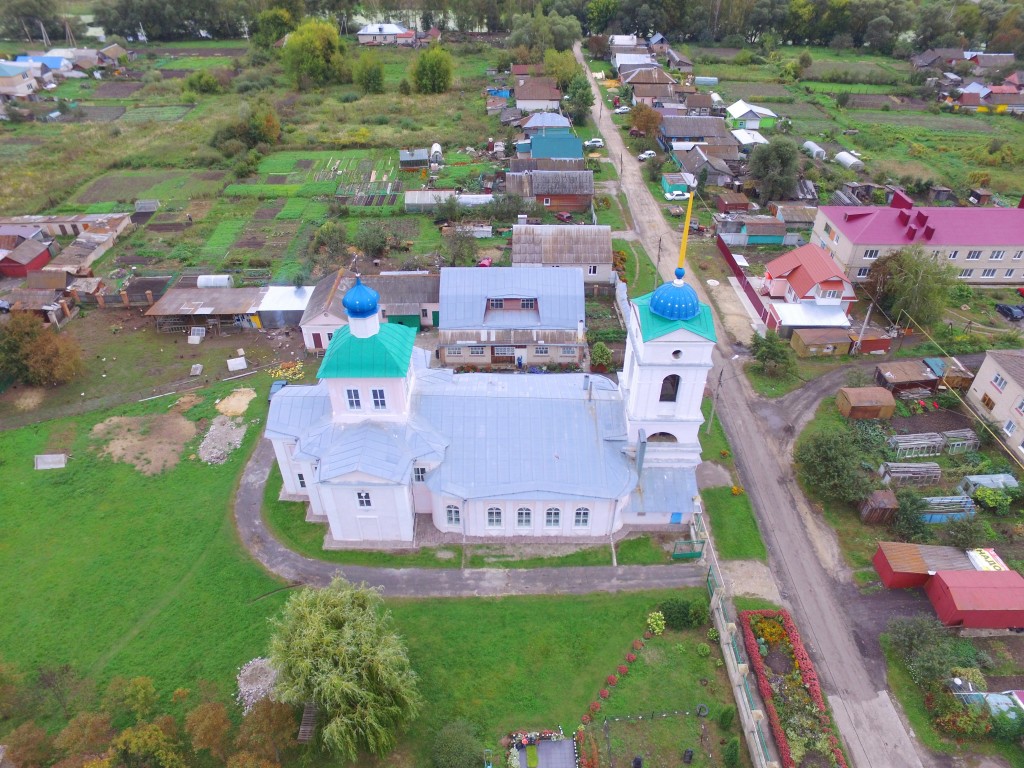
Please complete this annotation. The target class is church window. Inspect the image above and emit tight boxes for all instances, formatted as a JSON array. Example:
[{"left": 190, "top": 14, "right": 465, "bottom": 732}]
[{"left": 660, "top": 374, "right": 681, "bottom": 402}]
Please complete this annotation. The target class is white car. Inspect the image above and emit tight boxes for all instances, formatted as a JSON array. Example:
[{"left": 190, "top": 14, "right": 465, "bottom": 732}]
[
  {"left": 638, "top": 150, "right": 657, "bottom": 161},
  {"left": 664, "top": 190, "right": 690, "bottom": 201},
  {"left": 583, "top": 138, "right": 605, "bottom": 149},
  {"left": 614, "top": 106, "right": 632, "bottom": 114}
]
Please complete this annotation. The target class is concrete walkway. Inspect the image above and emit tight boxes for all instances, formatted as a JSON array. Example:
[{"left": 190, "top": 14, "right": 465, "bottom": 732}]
[{"left": 234, "top": 439, "right": 708, "bottom": 597}]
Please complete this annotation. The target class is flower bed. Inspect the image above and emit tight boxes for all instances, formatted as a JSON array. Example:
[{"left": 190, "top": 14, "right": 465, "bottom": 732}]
[{"left": 738, "top": 610, "right": 848, "bottom": 768}]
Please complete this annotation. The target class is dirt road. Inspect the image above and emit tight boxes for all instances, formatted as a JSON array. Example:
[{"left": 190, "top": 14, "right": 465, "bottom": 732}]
[{"left": 574, "top": 45, "right": 934, "bottom": 767}]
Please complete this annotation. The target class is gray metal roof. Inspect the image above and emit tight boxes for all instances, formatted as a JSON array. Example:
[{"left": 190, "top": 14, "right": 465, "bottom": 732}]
[
  {"left": 415, "top": 370, "right": 636, "bottom": 500},
  {"left": 438, "top": 267, "right": 584, "bottom": 330},
  {"left": 505, "top": 171, "right": 594, "bottom": 197},
  {"left": 295, "top": 420, "right": 445, "bottom": 483},
  {"left": 660, "top": 115, "right": 731, "bottom": 139},
  {"left": 628, "top": 466, "right": 697, "bottom": 516},
  {"left": 301, "top": 270, "right": 440, "bottom": 325},
  {"left": 265, "top": 382, "right": 333, "bottom": 440},
  {"left": 511, "top": 224, "right": 612, "bottom": 266}
]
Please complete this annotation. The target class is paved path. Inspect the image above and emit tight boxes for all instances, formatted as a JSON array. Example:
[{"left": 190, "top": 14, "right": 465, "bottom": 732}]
[
  {"left": 235, "top": 439, "right": 707, "bottom": 597},
  {"left": 573, "top": 46, "right": 935, "bottom": 768}
]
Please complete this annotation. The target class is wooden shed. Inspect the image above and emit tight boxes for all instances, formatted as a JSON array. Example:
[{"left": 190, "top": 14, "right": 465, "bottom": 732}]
[
  {"left": 836, "top": 387, "right": 896, "bottom": 419},
  {"left": 715, "top": 191, "right": 751, "bottom": 213},
  {"left": 872, "top": 541, "right": 977, "bottom": 588},
  {"left": 875, "top": 361, "right": 940, "bottom": 395},
  {"left": 923, "top": 357, "right": 975, "bottom": 390},
  {"left": 850, "top": 327, "right": 893, "bottom": 354},
  {"left": 859, "top": 489, "right": 899, "bottom": 524},
  {"left": 791, "top": 328, "right": 852, "bottom": 357}
]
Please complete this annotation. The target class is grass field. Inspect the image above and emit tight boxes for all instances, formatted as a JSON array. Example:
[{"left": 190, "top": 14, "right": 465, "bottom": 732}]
[
  {"left": 614, "top": 239, "right": 660, "bottom": 298},
  {"left": 701, "top": 487, "right": 767, "bottom": 562}
]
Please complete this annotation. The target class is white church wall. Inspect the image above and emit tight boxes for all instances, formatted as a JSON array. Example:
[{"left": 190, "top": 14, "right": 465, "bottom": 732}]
[
  {"left": 325, "top": 376, "right": 412, "bottom": 421},
  {"left": 431, "top": 496, "right": 619, "bottom": 537},
  {"left": 321, "top": 483, "right": 415, "bottom": 542}
]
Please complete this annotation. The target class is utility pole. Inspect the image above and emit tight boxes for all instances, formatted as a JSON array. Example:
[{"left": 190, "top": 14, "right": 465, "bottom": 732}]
[{"left": 852, "top": 302, "right": 873, "bottom": 355}]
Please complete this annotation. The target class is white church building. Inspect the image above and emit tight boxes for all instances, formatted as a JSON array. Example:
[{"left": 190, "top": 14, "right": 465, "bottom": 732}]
[{"left": 265, "top": 268, "right": 716, "bottom": 547}]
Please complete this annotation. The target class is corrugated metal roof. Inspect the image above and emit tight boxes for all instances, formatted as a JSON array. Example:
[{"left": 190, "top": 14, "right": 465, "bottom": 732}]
[
  {"left": 145, "top": 287, "right": 264, "bottom": 316},
  {"left": 932, "top": 570, "right": 1024, "bottom": 610},
  {"left": 524, "top": 112, "right": 571, "bottom": 129},
  {"left": 839, "top": 387, "right": 895, "bottom": 407},
  {"left": 511, "top": 224, "right": 612, "bottom": 266},
  {"left": 772, "top": 303, "right": 851, "bottom": 328},
  {"left": 438, "top": 267, "right": 585, "bottom": 330},
  {"left": 528, "top": 134, "right": 584, "bottom": 160},
  {"left": 415, "top": 370, "right": 636, "bottom": 500},
  {"left": 265, "top": 382, "right": 333, "bottom": 440},
  {"left": 301, "top": 270, "right": 440, "bottom": 325},
  {"left": 877, "top": 541, "right": 976, "bottom": 575},
  {"left": 295, "top": 421, "right": 444, "bottom": 483},
  {"left": 317, "top": 324, "right": 415, "bottom": 379},
  {"left": 628, "top": 466, "right": 697, "bottom": 516}
]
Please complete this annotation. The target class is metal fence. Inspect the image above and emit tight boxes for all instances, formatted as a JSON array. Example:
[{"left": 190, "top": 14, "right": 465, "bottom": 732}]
[{"left": 714, "top": 235, "right": 775, "bottom": 330}]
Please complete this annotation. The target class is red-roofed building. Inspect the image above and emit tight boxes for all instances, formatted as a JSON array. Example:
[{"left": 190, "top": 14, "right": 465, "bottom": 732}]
[
  {"left": 924, "top": 570, "right": 1024, "bottom": 628},
  {"left": 757, "top": 244, "right": 855, "bottom": 333},
  {"left": 812, "top": 199, "right": 1024, "bottom": 284}
]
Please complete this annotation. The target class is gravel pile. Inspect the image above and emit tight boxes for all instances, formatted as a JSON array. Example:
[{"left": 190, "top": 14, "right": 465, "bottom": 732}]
[
  {"left": 237, "top": 658, "right": 278, "bottom": 712},
  {"left": 198, "top": 415, "right": 247, "bottom": 464}
]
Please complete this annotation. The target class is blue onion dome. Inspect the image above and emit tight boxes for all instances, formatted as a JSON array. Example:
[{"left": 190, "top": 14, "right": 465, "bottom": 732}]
[
  {"left": 649, "top": 268, "right": 700, "bottom": 321},
  {"left": 342, "top": 277, "right": 379, "bottom": 319}
]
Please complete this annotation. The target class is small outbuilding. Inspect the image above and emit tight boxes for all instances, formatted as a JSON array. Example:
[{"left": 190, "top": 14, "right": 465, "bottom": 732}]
[
  {"left": 791, "top": 328, "right": 852, "bottom": 357},
  {"left": 923, "top": 357, "right": 975, "bottom": 390},
  {"left": 850, "top": 327, "right": 893, "bottom": 354},
  {"left": 836, "top": 386, "right": 896, "bottom": 419},
  {"left": 875, "top": 361, "right": 940, "bottom": 395},
  {"left": 924, "top": 570, "right": 1024, "bottom": 628},
  {"left": 715, "top": 191, "right": 751, "bottom": 213},
  {"left": 429, "top": 143, "right": 443, "bottom": 165},
  {"left": 872, "top": 541, "right": 977, "bottom": 588},
  {"left": 399, "top": 148, "right": 429, "bottom": 170},
  {"left": 859, "top": 489, "right": 899, "bottom": 524},
  {"left": 834, "top": 151, "right": 865, "bottom": 171},
  {"left": 958, "top": 473, "right": 1019, "bottom": 496},
  {"left": 802, "top": 140, "right": 826, "bottom": 160}
]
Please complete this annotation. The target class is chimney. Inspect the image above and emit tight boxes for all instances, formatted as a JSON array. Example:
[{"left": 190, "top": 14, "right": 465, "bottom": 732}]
[
  {"left": 582, "top": 374, "right": 589, "bottom": 390},
  {"left": 518, "top": 214, "right": 527, "bottom": 224},
  {"left": 898, "top": 209, "right": 911, "bottom": 225},
  {"left": 890, "top": 190, "right": 914, "bottom": 209},
  {"left": 1018, "top": 195, "right": 1024, "bottom": 209}
]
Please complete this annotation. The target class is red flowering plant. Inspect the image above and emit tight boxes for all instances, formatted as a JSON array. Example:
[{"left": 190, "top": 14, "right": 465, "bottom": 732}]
[
  {"left": 632, "top": 639, "right": 644, "bottom": 650},
  {"left": 739, "top": 610, "right": 849, "bottom": 768},
  {"left": 606, "top": 674, "right": 618, "bottom": 686},
  {"left": 599, "top": 688, "right": 610, "bottom": 699},
  {"left": 617, "top": 665, "right": 629, "bottom": 676},
  {"left": 589, "top": 701, "right": 601, "bottom": 713},
  {"left": 625, "top": 652, "right": 637, "bottom": 663},
  {"left": 581, "top": 714, "right": 591, "bottom": 725}
]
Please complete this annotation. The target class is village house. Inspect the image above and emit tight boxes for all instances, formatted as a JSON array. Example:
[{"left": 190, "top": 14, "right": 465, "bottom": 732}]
[
  {"left": 911, "top": 48, "right": 965, "bottom": 70},
  {"left": 769, "top": 203, "right": 819, "bottom": 231},
  {"left": 631, "top": 83, "right": 681, "bottom": 107},
  {"left": 967, "top": 350, "right": 1024, "bottom": 446},
  {"left": 675, "top": 146, "right": 733, "bottom": 186},
  {"left": 356, "top": 23, "right": 415, "bottom": 45},
  {"left": 0, "top": 61, "right": 37, "bottom": 101},
  {"left": 658, "top": 115, "right": 732, "bottom": 150},
  {"left": 438, "top": 266, "right": 586, "bottom": 368},
  {"left": 680, "top": 92, "right": 712, "bottom": 115},
  {"left": 510, "top": 224, "right": 613, "bottom": 283},
  {"left": 520, "top": 133, "right": 584, "bottom": 160},
  {"left": 724, "top": 100, "right": 778, "bottom": 130},
  {"left": 757, "top": 244, "right": 856, "bottom": 334},
  {"left": 612, "top": 51, "right": 656, "bottom": 70},
  {"left": 620, "top": 65, "right": 677, "bottom": 87},
  {"left": 521, "top": 112, "right": 571, "bottom": 135},
  {"left": 301, "top": 270, "right": 441, "bottom": 351},
  {"left": 715, "top": 192, "right": 750, "bottom": 213},
  {"left": 514, "top": 77, "right": 562, "bottom": 112},
  {"left": 1005, "top": 71, "right": 1024, "bottom": 91},
  {"left": 264, "top": 266, "right": 715, "bottom": 546},
  {"left": 666, "top": 49, "right": 694, "bottom": 73},
  {"left": 0, "top": 225, "right": 56, "bottom": 277},
  {"left": 504, "top": 170, "right": 594, "bottom": 212},
  {"left": 714, "top": 214, "right": 787, "bottom": 246},
  {"left": 812, "top": 192, "right": 1024, "bottom": 284},
  {"left": 647, "top": 33, "right": 670, "bottom": 55}
]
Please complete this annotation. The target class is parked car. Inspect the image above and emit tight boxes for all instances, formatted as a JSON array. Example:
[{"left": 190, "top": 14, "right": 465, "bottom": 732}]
[
  {"left": 664, "top": 190, "right": 690, "bottom": 201},
  {"left": 628, "top": 127, "right": 646, "bottom": 137},
  {"left": 1017, "top": 286, "right": 1024, "bottom": 299},
  {"left": 555, "top": 212, "right": 574, "bottom": 223},
  {"left": 583, "top": 138, "right": 604, "bottom": 149},
  {"left": 614, "top": 106, "right": 632, "bottom": 114},
  {"left": 638, "top": 150, "right": 657, "bottom": 161},
  {"left": 268, "top": 380, "right": 289, "bottom": 402},
  {"left": 995, "top": 304, "right": 1024, "bottom": 321}
]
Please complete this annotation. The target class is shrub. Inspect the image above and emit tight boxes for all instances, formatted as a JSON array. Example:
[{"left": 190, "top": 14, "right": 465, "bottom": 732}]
[
  {"left": 590, "top": 341, "right": 612, "bottom": 370},
  {"left": 723, "top": 737, "right": 741, "bottom": 767},
  {"left": 184, "top": 71, "right": 220, "bottom": 94},
  {"left": 718, "top": 706, "right": 735, "bottom": 730},
  {"left": 433, "top": 720, "right": 482, "bottom": 768},
  {"left": 398, "top": 78, "right": 412, "bottom": 95},
  {"left": 695, "top": 643, "right": 711, "bottom": 658}
]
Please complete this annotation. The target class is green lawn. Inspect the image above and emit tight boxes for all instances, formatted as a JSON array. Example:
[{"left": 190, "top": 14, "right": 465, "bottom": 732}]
[
  {"left": 614, "top": 239, "right": 660, "bottom": 298},
  {"left": 595, "top": 195, "right": 627, "bottom": 230},
  {"left": 0, "top": 381, "right": 287, "bottom": 696},
  {"left": 699, "top": 398, "right": 735, "bottom": 472},
  {"left": 701, "top": 487, "right": 767, "bottom": 562}
]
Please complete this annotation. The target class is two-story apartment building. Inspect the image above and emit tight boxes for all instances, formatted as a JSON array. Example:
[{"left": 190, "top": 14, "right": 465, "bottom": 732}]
[
  {"left": 812, "top": 193, "right": 1024, "bottom": 284},
  {"left": 966, "top": 350, "right": 1024, "bottom": 451},
  {"left": 438, "top": 267, "right": 585, "bottom": 367}
]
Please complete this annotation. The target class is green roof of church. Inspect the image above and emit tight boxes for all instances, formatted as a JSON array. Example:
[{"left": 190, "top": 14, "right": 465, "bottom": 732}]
[
  {"left": 317, "top": 323, "right": 416, "bottom": 379},
  {"left": 632, "top": 293, "right": 717, "bottom": 343}
]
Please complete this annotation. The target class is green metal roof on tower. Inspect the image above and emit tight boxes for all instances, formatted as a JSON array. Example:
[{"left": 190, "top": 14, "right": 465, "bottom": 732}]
[
  {"left": 317, "top": 323, "right": 416, "bottom": 378},
  {"left": 632, "top": 287, "right": 716, "bottom": 343}
]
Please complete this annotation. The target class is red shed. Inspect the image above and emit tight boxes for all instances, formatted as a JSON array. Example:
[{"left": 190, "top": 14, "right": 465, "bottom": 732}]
[
  {"left": 850, "top": 327, "right": 892, "bottom": 354},
  {"left": 924, "top": 570, "right": 1024, "bottom": 628},
  {"left": 0, "top": 239, "right": 53, "bottom": 278},
  {"left": 872, "top": 541, "right": 976, "bottom": 588},
  {"left": 715, "top": 191, "right": 750, "bottom": 213}
]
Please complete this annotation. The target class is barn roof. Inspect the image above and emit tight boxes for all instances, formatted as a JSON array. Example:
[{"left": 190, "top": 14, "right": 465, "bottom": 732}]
[
  {"left": 875, "top": 541, "right": 976, "bottom": 575},
  {"left": 930, "top": 570, "right": 1024, "bottom": 611},
  {"left": 511, "top": 224, "right": 612, "bottom": 266}
]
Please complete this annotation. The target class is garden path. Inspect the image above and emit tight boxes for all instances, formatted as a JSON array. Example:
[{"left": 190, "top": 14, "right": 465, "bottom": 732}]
[{"left": 234, "top": 439, "right": 708, "bottom": 596}]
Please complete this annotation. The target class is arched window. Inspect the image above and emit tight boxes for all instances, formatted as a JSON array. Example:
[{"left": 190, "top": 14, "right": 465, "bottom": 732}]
[
  {"left": 660, "top": 374, "right": 681, "bottom": 402},
  {"left": 446, "top": 505, "right": 460, "bottom": 526},
  {"left": 574, "top": 507, "right": 590, "bottom": 527},
  {"left": 487, "top": 506, "right": 502, "bottom": 527},
  {"left": 517, "top": 507, "right": 531, "bottom": 527},
  {"left": 648, "top": 432, "right": 678, "bottom": 443},
  {"left": 545, "top": 507, "right": 561, "bottom": 527}
]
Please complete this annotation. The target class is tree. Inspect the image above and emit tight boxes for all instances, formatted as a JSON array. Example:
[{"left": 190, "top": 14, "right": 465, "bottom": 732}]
[
  {"left": 37, "top": 664, "right": 92, "bottom": 720},
  {"left": 184, "top": 71, "right": 221, "bottom": 94},
  {"left": 587, "top": 0, "right": 619, "bottom": 33},
  {"left": 887, "top": 616, "right": 957, "bottom": 685},
  {"left": 564, "top": 72, "right": 594, "bottom": 124},
  {"left": 630, "top": 102, "right": 662, "bottom": 137},
  {"left": 865, "top": 246, "right": 956, "bottom": 329},
  {"left": 892, "top": 489, "right": 931, "bottom": 543},
  {"left": 354, "top": 51, "right": 385, "bottom": 94},
  {"left": 0, "top": 315, "right": 83, "bottom": 387},
  {"left": 747, "top": 138, "right": 799, "bottom": 202},
  {"left": 432, "top": 720, "right": 482, "bottom": 768},
  {"left": 585, "top": 34, "right": 610, "bottom": 58},
  {"left": 250, "top": 8, "right": 295, "bottom": 50},
  {"left": 412, "top": 44, "right": 454, "bottom": 94},
  {"left": 109, "top": 723, "right": 185, "bottom": 768},
  {"left": 226, "top": 752, "right": 277, "bottom": 768},
  {"left": 268, "top": 576, "right": 422, "bottom": 761},
  {"left": 944, "top": 515, "right": 987, "bottom": 549},
  {"left": 353, "top": 221, "right": 391, "bottom": 259},
  {"left": 282, "top": 18, "right": 343, "bottom": 88},
  {"left": 544, "top": 49, "right": 580, "bottom": 91},
  {"left": 509, "top": 7, "right": 582, "bottom": 52},
  {"left": 186, "top": 702, "right": 232, "bottom": 763},
  {"left": 0, "top": 657, "right": 25, "bottom": 720},
  {"left": 750, "top": 330, "right": 794, "bottom": 377},
  {"left": 55, "top": 713, "right": 115, "bottom": 761},
  {"left": 442, "top": 229, "right": 479, "bottom": 267},
  {"left": 6, "top": 723, "right": 51, "bottom": 768},
  {"left": 794, "top": 430, "right": 871, "bottom": 503},
  {"left": 590, "top": 341, "right": 613, "bottom": 370},
  {"left": 235, "top": 699, "right": 297, "bottom": 764},
  {"left": 2, "top": 0, "right": 85, "bottom": 42},
  {"left": 103, "top": 676, "right": 158, "bottom": 723},
  {"left": 865, "top": 15, "right": 895, "bottom": 53}
]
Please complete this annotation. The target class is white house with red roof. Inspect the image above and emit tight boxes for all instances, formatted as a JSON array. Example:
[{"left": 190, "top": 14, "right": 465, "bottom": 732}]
[
  {"left": 812, "top": 192, "right": 1024, "bottom": 285},
  {"left": 756, "top": 244, "right": 855, "bottom": 334}
]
